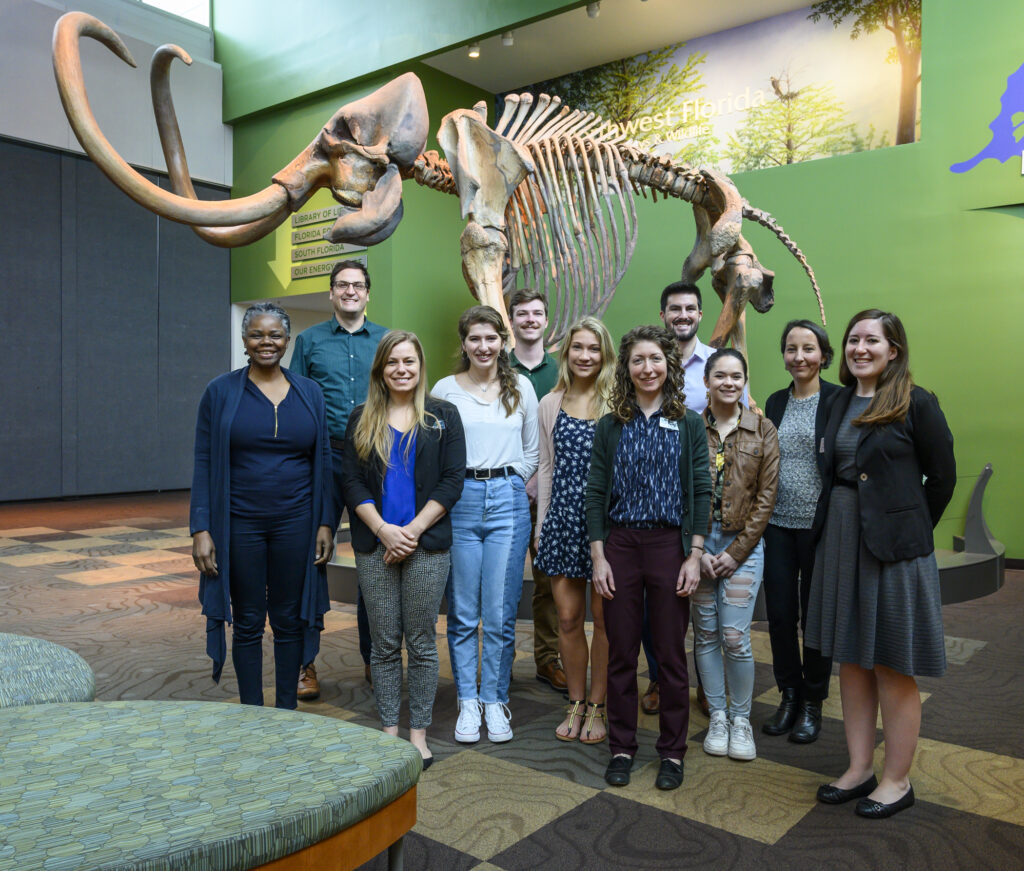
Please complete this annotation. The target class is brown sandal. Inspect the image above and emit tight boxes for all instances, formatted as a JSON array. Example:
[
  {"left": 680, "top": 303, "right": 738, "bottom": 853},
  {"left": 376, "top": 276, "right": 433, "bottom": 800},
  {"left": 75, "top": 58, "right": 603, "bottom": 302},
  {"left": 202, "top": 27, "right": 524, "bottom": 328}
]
[
  {"left": 556, "top": 699, "right": 586, "bottom": 741},
  {"left": 580, "top": 702, "right": 607, "bottom": 744}
]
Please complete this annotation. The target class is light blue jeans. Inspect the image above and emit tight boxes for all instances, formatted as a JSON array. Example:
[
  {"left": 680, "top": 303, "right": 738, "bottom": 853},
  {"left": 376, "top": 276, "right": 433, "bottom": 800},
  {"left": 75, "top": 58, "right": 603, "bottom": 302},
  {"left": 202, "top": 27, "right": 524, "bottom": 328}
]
[
  {"left": 448, "top": 475, "right": 531, "bottom": 704},
  {"left": 693, "top": 521, "right": 765, "bottom": 719}
]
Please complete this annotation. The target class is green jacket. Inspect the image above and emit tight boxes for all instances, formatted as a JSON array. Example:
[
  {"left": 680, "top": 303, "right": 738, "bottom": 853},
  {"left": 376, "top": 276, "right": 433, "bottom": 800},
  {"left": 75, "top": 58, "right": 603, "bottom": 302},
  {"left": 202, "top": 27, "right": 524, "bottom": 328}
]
[{"left": 585, "top": 409, "right": 712, "bottom": 555}]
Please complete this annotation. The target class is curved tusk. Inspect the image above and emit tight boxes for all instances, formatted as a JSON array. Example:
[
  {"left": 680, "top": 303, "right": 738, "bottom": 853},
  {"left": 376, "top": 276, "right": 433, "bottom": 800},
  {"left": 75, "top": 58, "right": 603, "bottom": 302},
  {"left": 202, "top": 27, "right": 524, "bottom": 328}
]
[
  {"left": 150, "top": 45, "right": 289, "bottom": 247},
  {"left": 53, "top": 12, "right": 288, "bottom": 226}
]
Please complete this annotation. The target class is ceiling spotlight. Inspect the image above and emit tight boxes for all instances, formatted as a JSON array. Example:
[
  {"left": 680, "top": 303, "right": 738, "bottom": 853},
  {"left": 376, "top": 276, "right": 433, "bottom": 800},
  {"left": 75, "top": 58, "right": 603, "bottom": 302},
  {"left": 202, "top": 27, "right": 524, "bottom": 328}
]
[
  {"left": 501, "top": 31, "right": 514, "bottom": 47},
  {"left": 467, "top": 42, "right": 480, "bottom": 58},
  {"left": 586, "top": 2, "right": 600, "bottom": 17}
]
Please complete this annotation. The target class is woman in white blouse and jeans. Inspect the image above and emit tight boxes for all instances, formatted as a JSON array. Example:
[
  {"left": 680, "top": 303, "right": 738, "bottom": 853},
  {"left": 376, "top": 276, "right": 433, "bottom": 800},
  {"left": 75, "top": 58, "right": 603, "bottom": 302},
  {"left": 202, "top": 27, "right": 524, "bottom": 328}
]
[{"left": 433, "top": 306, "right": 539, "bottom": 745}]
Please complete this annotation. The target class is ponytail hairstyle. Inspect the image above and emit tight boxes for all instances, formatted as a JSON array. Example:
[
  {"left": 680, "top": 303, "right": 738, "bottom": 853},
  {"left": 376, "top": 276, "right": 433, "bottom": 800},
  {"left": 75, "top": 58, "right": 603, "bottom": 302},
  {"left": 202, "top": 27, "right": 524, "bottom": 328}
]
[
  {"left": 456, "top": 305, "right": 522, "bottom": 416},
  {"left": 552, "top": 316, "right": 616, "bottom": 417},
  {"left": 609, "top": 325, "right": 686, "bottom": 422},
  {"left": 838, "top": 309, "right": 913, "bottom": 426},
  {"left": 353, "top": 330, "right": 434, "bottom": 465}
]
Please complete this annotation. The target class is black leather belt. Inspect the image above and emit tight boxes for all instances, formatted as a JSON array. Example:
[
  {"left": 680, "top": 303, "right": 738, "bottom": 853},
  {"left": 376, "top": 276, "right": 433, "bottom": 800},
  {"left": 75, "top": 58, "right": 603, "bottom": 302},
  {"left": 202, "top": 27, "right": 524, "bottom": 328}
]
[
  {"left": 330, "top": 438, "right": 345, "bottom": 450},
  {"left": 466, "top": 466, "right": 516, "bottom": 479},
  {"left": 834, "top": 476, "right": 858, "bottom": 488}
]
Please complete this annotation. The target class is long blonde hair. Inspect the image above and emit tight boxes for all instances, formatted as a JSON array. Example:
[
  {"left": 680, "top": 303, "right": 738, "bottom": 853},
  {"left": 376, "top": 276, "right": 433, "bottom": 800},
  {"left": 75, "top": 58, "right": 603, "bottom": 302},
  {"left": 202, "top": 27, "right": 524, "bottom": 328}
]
[
  {"left": 456, "top": 305, "right": 522, "bottom": 416},
  {"left": 353, "top": 330, "right": 434, "bottom": 465},
  {"left": 552, "top": 316, "right": 616, "bottom": 418}
]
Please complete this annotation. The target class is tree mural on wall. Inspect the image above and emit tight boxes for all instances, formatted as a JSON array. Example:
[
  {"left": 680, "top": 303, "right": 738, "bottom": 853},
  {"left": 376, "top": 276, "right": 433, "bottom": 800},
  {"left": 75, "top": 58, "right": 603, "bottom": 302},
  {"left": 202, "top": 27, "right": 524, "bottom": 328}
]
[
  {"left": 516, "top": 44, "right": 719, "bottom": 165},
  {"left": 810, "top": 0, "right": 921, "bottom": 144},
  {"left": 725, "top": 73, "right": 856, "bottom": 170}
]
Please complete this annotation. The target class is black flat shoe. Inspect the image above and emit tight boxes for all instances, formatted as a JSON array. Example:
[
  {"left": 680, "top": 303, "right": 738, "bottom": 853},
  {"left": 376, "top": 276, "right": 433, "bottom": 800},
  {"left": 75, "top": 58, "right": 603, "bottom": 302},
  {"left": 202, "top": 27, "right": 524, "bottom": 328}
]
[
  {"left": 762, "top": 688, "right": 800, "bottom": 735},
  {"left": 421, "top": 756, "right": 434, "bottom": 771},
  {"left": 856, "top": 785, "right": 915, "bottom": 819},
  {"left": 789, "top": 701, "right": 823, "bottom": 744},
  {"left": 816, "top": 774, "right": 878, "bottom": 804},
  {"left": 655, "top": 758, "right": 684, "bottom": 791},
  {"left": 604, "top": 754, "right": 633, "bottom": 787}
]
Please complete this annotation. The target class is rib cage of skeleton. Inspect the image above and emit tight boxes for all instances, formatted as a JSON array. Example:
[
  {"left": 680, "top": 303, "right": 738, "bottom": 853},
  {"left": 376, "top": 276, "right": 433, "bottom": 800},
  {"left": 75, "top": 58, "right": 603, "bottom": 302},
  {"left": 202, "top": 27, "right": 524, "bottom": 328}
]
[{"left": 52, "top": 10, "right": 826, "bottom": 366}]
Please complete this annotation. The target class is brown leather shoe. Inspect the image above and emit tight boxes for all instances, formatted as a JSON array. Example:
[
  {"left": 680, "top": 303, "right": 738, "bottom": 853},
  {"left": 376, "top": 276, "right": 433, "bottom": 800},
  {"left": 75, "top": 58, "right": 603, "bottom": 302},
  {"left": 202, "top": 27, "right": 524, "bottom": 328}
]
[
  {"left": 641, "top": 681, "right": 660, "bottom": 715},
  {"left": 364, "top": 663, "right": 373, "bottom": 687},
  {"left": 536, "top": 660, "right": 568, "bottom": 692},
  {"left": 696, "top": 684, "right": 710, "bottom": 718},
  {"left": 297, "top": 664, "right": 320, "bottom": 701}
]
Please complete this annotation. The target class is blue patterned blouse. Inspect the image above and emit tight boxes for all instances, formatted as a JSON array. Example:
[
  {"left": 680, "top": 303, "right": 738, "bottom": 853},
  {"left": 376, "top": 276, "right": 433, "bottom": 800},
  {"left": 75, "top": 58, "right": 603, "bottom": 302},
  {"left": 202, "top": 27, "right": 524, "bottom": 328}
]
[{"left": 609, "top": 409, "right": 683, "bottom": 528}]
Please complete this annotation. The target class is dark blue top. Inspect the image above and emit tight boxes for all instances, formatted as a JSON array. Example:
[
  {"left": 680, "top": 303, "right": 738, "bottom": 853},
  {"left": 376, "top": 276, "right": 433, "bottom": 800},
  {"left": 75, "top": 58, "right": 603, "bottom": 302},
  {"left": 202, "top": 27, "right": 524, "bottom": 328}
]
[
  {"left": 289, "top": 317, "right": 388, "bottom": 440},
  {"left": 190, "top": 366, "right": 335, "bottom": 682},
  {"left": 381, "top": 427, "right": 417, "bottom": 527},
  {"left": 609, "top": 408, "right": 683, "bottom": 528},
  {"left": 230, "top": 381, "right": 316, "bottom": 516}
]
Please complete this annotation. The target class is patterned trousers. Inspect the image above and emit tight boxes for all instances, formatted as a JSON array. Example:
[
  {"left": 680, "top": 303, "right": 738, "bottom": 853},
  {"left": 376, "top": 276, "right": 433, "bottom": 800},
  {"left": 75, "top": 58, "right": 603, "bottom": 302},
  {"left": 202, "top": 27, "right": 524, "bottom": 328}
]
[{"left": 355, "top": 545, "right": 450, "bottom": 729}]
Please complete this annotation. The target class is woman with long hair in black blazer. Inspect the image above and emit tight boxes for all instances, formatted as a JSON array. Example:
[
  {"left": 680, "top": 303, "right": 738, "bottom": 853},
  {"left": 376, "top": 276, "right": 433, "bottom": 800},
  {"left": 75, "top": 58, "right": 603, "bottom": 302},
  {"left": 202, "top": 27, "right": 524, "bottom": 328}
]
[
  {"left": 807, "top": 310, "right": 955, "bottom": 819},
  {"left": 762, "top": 320, "right": 841, "bottom": 744},
  {"left": 343, "top": 330, "right": 466, "bottom": 768}
]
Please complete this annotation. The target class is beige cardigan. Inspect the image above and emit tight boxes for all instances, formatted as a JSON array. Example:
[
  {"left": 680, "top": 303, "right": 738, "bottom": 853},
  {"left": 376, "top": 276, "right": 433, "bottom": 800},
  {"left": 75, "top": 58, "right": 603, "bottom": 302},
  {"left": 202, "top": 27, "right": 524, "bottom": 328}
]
[{"left": 534, "top": 389, "right": 565, "bottom": 545}]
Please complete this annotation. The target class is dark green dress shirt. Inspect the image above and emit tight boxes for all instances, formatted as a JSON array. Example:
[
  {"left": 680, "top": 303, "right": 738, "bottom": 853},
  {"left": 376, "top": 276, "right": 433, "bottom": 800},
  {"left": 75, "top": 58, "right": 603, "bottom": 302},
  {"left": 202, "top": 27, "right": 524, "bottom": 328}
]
[
  {"left": 289, "top": 317, "right": 387, "bottom": 440},
  {"left": 512, "top": 350, "right": 558, "bottom": 400}
]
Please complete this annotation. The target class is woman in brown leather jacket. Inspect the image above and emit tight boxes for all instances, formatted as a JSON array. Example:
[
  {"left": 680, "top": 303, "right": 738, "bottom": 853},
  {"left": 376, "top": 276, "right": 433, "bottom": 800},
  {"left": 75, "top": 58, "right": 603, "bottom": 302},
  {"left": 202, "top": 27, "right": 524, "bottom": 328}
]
[{"left": 693, "top": 349, "right": 779, "bottom": 762}]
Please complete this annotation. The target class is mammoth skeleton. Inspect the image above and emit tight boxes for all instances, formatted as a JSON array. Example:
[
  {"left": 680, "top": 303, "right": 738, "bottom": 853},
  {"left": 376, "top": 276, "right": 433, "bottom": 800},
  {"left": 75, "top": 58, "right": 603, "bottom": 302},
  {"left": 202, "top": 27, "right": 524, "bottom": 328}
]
[
  {"left": 52, "top": 12, "right": 428, "bottom": 249},
  {"left": 53, "top": 12, "right": 825, "bottom": 365}
]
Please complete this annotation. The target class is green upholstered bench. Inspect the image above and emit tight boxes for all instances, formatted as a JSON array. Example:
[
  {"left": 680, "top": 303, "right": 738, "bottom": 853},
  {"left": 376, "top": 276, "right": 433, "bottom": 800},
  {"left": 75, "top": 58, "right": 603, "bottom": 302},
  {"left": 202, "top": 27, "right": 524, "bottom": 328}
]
[
  {"left": 0, "top": 700, "right": 421, "bottom": 870},
  {"left": 0, "top": 632, "right": 95, "bottom": 707}
]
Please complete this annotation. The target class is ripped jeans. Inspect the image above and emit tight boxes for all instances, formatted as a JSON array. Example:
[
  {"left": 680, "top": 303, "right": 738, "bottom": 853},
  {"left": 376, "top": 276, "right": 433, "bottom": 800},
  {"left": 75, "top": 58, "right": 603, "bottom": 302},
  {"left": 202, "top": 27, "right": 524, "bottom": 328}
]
[{"left": 692, "top": 522, "right": 764, "bottom": 719}]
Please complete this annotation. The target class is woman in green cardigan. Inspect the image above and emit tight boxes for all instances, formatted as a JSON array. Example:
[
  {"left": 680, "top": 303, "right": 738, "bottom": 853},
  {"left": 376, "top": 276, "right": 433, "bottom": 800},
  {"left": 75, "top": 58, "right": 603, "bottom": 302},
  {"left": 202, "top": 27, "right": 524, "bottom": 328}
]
[{"left": 585, "top": 325, "right": 712, "bottom": 791}]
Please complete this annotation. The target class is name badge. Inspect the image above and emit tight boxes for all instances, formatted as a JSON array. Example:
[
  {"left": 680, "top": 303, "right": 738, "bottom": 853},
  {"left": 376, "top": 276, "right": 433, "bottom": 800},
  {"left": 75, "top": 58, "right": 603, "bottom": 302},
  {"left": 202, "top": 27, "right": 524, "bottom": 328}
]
[
  {"left": 434, "top": 419, "right": 446, "bottom": 431},
  {"left": 659, "top": 417, "right": 679, "bottom": 431}
]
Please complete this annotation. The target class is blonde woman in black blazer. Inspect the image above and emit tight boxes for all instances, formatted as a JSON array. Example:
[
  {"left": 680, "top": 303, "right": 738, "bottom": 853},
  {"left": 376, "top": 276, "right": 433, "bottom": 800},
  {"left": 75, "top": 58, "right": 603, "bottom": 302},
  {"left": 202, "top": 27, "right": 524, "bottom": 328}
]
[
  {"left": 342, "top": 331, "right": 466, "bottom": 769},
  {"left": 807, "top": 310, "right": 955, "bottom": 820}
]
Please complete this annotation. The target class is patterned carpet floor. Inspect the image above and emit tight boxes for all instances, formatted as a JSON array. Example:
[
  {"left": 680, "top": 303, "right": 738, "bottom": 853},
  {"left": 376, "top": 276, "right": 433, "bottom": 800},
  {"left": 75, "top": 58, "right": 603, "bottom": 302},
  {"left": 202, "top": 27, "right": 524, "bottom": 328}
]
[{"left": 1, "top": 491, "right": 1022, "bottom": 870}]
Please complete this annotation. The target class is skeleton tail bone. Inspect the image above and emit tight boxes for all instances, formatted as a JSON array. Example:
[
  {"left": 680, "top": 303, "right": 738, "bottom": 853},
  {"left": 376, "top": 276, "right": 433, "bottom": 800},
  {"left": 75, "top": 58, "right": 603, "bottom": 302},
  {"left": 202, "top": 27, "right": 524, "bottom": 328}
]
[{"left": 742, "top": 205, "right": 826, "bottom": 325}]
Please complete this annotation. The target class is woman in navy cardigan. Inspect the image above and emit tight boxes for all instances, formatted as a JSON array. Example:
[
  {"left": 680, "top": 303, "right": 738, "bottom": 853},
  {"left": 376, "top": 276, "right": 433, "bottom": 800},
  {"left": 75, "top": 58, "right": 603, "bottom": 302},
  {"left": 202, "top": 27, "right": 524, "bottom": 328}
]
[
  {"left": 342, "top": 330, "right": 466, "bottom": 768},
  {"left": 190, "top": 303, "right": 334, "bottom": 710}
]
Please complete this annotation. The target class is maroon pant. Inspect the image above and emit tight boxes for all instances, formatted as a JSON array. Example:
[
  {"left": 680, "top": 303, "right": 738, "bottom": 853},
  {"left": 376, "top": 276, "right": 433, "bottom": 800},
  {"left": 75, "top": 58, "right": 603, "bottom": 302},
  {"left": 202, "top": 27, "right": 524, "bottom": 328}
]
[{"left": 604, "top": 527, "right": 690, "bottom": 759}]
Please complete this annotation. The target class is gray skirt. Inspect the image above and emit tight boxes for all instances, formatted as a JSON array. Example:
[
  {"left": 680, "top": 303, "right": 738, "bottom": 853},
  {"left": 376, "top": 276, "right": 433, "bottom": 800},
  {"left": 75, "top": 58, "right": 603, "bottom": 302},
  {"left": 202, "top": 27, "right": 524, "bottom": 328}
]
[{"left": 806, "top": 484, "right": 947, "bottom": 677}]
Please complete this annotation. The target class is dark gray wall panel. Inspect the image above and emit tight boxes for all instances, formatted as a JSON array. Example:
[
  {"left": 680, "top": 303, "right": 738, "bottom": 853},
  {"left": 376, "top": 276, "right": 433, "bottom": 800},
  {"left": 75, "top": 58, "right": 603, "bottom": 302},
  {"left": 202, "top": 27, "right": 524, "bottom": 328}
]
[
  {"left": 156, "top": 178, "right": 231, "bottom": 490},
  {"left": 0, "top": 138, "right": 230, "bottom": 502},
  {"left": 67, "top": 156, "right": 162, "bottom": 495},
  {"left": 0, "top": 140, "right": 63, "bottom": 501}
]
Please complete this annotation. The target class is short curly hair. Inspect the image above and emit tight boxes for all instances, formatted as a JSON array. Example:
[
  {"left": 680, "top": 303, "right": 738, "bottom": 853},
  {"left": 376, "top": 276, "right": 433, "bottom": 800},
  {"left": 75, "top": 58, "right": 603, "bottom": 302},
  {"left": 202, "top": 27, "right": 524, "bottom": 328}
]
[{"left": 609, "top": 325, "right": 688, "bottom": 422}]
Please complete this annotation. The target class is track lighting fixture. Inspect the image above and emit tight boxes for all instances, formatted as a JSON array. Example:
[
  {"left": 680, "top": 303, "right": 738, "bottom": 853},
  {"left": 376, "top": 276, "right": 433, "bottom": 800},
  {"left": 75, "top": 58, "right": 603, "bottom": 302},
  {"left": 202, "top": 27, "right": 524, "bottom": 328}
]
[{"left": 586, "top": 2, "right": 600, "bottom": 18}]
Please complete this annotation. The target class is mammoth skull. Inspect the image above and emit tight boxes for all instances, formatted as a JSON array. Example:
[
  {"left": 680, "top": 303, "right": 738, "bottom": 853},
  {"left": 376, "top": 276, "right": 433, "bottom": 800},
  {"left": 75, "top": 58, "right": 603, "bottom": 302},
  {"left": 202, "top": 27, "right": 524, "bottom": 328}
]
[{"left": 52, "top": 12, "right": 428, "bottom": 248}]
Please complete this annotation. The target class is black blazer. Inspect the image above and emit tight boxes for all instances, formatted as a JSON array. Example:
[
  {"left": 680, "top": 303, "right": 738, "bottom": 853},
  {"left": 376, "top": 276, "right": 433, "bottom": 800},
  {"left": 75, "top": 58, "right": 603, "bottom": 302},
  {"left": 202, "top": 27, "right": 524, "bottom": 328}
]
[
  {"left": 764, "top": 379, "right": 842, "bottom": 477},
  {"left": 342, "top": 397, "right": 466, "bottom": 553},
  {"left": 811, "top": 384, "right": 956, "bottom": 562}
]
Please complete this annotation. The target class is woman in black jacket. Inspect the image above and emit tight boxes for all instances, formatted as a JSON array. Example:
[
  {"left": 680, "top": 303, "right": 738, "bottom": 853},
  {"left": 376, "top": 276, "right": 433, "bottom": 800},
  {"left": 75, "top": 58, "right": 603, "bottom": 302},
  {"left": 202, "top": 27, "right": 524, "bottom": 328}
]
[
  {"left": 762, "top": 320, "right": 840, "bottom": 744},
  {"left": 342, "top": 330, "right": 466, "bottom": 768},
  {"left": 807, "top": 310, "right": 955, "bottom": 819}
]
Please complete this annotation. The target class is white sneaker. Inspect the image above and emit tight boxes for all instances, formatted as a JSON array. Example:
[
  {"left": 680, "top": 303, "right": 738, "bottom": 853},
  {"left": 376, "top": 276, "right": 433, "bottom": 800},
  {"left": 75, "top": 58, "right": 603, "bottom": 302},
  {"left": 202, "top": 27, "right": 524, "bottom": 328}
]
[
  {"left": 728, "top": 716, "right": 757, "bottom": 761},
  {"left": 704, "top": 710, "right": 730, "bottom": 756},
  {"left": 484, "top": 702, "right": 513, "bottom": 742},
  {"left": 455, "top": 699, "right": 482, "bottom": 743}
]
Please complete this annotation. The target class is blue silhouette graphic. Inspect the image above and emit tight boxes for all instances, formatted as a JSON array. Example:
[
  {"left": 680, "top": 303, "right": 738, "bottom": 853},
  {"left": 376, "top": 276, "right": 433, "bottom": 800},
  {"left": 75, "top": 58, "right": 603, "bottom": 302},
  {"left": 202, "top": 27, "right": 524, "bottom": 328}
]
[{"left": 951, "top": 61, "right": 1024, "bottom": 173}]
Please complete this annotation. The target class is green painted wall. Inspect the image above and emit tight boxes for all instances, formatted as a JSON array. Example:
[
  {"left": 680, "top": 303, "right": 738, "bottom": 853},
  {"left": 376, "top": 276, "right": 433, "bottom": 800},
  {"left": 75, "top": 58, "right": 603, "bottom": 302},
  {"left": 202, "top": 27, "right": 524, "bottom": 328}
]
[
  {"left": 227, "top": 0, "right": 1024, "bottom": 555},
  {"left": 213, "top": 0, "right": 582, "bottom": 120}
]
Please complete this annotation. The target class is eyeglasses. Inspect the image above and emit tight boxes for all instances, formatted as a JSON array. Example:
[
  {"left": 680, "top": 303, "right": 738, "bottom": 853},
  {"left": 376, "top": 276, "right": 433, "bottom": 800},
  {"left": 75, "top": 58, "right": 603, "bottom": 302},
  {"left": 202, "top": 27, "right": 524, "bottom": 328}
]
[{"left": 332, "top": 281, "right": 367, "bottom": 291}]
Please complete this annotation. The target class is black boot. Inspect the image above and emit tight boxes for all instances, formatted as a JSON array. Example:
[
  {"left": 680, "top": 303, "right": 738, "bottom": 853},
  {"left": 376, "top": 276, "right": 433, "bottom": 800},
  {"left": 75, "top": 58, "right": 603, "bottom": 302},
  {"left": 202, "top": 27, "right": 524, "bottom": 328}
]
[
  {"left": 789, "top": 701, "right": 823, "bottom": 744},
  {"left": 762, "top": 688, "right": 800, "bottom": 735}
]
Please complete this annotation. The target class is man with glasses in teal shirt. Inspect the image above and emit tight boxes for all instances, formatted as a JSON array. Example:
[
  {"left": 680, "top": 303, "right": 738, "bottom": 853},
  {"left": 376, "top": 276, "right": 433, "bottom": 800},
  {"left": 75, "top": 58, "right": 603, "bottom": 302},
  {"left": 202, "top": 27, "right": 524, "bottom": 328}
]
[{"left": 289, "top": 260, "right": 387, "bottom": 700}]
